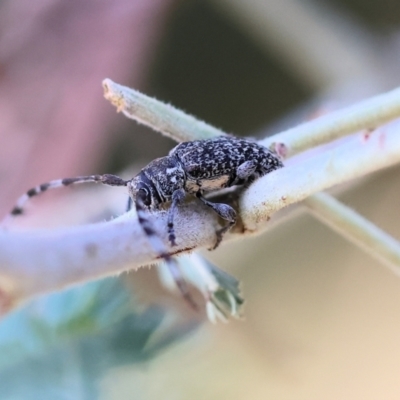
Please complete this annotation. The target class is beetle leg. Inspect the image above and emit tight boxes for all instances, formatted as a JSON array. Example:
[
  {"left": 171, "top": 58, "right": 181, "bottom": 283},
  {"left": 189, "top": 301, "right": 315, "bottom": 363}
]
[
  {"left": 196, "top": 192, "right": 236, "bottom": 249},
  {"left": 167, "top": 189, "right": 186, "bottom": 246},
  {"left": 135, "top": 192, "right": 198, "bottom": 310},
  {"left": 236, "top": 160, "right": 257, "bottom": 180}
]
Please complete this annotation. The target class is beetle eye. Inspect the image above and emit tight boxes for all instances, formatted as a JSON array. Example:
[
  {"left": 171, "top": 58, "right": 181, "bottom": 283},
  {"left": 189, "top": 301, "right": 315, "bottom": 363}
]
[{"left": 138, "top": 188, "right": 151, "bottom": 207}]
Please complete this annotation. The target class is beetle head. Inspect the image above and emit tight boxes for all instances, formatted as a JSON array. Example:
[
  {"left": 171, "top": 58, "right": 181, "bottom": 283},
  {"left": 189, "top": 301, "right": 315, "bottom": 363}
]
[{"left": 128, "top": 171, "right": 161, "bottom": 210}]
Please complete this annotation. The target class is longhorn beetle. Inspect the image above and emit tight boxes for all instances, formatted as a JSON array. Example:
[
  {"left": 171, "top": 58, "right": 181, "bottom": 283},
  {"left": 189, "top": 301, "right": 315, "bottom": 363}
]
[{"left": 4, "top": 136, "right": 283, "bottom": 308}]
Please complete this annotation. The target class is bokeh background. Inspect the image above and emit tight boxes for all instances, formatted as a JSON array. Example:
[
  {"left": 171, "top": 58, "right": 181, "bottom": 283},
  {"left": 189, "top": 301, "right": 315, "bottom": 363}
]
[{"left": 1, "top": 0, "right": 400, "bottom": 399}]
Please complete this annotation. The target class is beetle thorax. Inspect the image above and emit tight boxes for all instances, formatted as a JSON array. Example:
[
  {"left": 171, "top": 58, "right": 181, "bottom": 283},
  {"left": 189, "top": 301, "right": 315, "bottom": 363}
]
[{"left": 128, "top": 156, "right": 186, "bottom": 208}]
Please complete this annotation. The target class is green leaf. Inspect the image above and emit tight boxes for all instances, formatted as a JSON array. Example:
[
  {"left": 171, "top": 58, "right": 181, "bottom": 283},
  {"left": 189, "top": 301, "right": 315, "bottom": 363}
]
[{"left": 0, "top": 277, "right": 188, "bottom": 399}]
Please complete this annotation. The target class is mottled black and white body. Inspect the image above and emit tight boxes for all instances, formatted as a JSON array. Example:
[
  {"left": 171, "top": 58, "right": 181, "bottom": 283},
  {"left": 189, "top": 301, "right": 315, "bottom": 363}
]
[
  {"left": 129, "top": 137, "right": 283, "bottom": 247},
  {"left": 3, "top": 137, "right": 283, "bottom": 307}
]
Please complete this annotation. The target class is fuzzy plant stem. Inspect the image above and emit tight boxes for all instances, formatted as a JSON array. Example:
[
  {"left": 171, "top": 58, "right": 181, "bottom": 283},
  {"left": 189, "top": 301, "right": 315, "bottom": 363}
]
[
  {"left": 0, "top": 123, "right": 399, "bottom": 305},
  {"left": 103, "top": 80, "right": 400, "bottom": 273},
  {"left": 102, "top": 79, "right": 227, "bottom": 142},
  {"left": 304, "top": 192, "right": 400, "bottom": 275},
  {"left": 104, "top": 78, "right": 400, "bottom": 157},
  {"left": 2, "top": 81, "right": 400, "bottom": 308}
]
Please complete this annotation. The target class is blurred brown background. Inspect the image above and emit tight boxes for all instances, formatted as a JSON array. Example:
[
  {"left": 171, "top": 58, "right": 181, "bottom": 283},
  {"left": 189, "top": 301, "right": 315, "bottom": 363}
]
[{"left": 1, "top": 0, "right": 400, "bottom": 399}]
